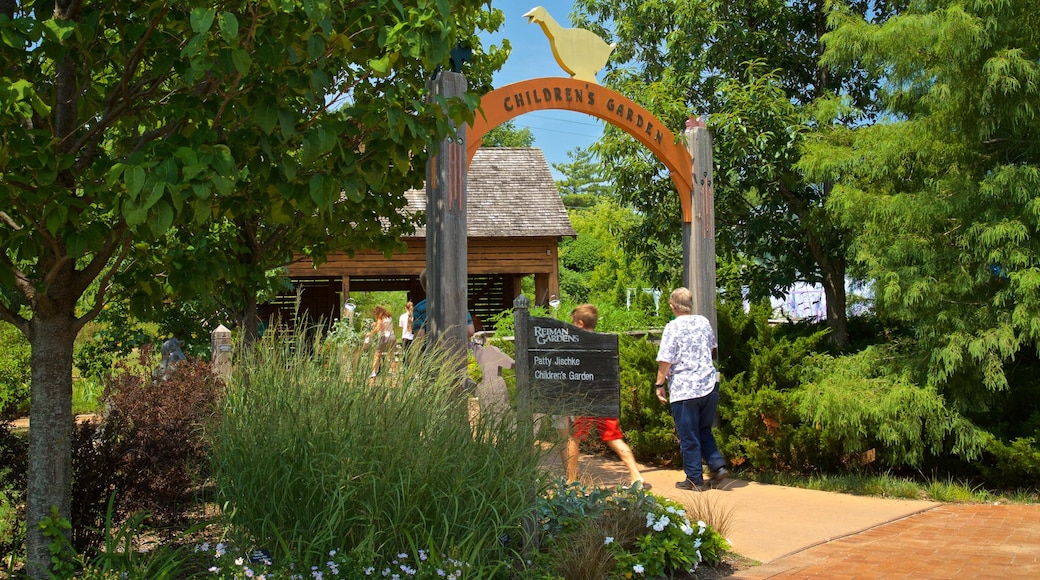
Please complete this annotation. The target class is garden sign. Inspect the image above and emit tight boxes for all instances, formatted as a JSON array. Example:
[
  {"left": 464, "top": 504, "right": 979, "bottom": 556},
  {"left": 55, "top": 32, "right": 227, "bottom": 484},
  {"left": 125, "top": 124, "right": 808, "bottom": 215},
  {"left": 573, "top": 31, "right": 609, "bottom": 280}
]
[{"left": 513, "top": 297, "right": 620, "bottom": 418}]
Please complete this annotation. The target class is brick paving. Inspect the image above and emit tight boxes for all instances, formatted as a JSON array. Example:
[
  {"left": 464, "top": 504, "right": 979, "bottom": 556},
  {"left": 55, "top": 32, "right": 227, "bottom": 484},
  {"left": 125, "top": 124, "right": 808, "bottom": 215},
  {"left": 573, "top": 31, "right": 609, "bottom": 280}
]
[{"left": 725, "top": 503, "right": 1040, "bottom": 579}]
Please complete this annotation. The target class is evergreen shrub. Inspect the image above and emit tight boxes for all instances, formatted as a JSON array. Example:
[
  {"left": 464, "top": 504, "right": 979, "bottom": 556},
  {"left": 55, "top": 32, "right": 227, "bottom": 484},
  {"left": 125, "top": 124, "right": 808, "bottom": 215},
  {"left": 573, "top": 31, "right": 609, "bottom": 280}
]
[
  {"left": 714, "top": 301, "right": 831, "bottom": 472},
  {"left": 980, "top": 436, "right": 1040, "bottom": 489},
  {"left": 797, "top": 347, "right": 987, "bottom": 470},
  {"left": 617, "top": 335, "right": 678, "bottom": 462}
]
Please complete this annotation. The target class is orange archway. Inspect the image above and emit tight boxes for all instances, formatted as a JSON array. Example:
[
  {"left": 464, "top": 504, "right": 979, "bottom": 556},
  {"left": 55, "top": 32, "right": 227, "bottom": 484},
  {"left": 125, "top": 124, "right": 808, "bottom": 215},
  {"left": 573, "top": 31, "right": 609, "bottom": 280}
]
[{"left": 467, "top": 77, "right": 693, "bottom": 222}]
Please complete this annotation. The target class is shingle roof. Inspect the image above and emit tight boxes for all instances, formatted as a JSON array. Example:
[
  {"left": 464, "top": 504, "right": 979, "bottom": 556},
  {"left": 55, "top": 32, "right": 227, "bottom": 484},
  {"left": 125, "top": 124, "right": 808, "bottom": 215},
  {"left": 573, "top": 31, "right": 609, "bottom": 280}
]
[{"left": 405, "top": 147, "right": 576, "bottom": 238}]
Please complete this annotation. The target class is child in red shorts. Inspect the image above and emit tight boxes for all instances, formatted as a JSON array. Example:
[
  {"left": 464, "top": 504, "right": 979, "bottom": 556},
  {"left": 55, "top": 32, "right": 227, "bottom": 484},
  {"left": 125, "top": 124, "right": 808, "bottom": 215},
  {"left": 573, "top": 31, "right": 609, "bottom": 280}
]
[{"left": 561, "top": 305, "right": 650, "bottom": 490}]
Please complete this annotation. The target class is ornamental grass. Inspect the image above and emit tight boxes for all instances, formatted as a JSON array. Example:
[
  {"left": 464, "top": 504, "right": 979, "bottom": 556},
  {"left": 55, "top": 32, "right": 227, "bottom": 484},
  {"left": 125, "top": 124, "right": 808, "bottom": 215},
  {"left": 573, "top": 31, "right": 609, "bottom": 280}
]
[{"left": 209, "top": 323, "right": 546, "bottom": 574}]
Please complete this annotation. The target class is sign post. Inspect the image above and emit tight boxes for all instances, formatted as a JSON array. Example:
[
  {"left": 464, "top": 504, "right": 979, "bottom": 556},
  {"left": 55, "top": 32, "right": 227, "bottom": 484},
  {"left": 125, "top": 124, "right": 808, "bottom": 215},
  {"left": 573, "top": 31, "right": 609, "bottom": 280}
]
[{"left": 513, "top": 300, "right": 621, "bottom": 419}]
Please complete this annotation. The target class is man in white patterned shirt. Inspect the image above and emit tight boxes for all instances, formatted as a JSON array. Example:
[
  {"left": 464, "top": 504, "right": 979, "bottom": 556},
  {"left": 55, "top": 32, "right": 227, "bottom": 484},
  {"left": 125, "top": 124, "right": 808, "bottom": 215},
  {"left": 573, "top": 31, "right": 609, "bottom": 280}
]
[{"left": 654, "top": 287, "right": 729, "bottom": 491}]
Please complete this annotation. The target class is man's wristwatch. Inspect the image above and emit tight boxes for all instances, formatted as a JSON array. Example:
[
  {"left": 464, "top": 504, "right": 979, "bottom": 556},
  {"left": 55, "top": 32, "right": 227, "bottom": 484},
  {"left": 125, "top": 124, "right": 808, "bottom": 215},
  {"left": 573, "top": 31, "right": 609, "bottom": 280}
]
[{"left": 654, "top": 382, "right": 665, "bottom": 390}]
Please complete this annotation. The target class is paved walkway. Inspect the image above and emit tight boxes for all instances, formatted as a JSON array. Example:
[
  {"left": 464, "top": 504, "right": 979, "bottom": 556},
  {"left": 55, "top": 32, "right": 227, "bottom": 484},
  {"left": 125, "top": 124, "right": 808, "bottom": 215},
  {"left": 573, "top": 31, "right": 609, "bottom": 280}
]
[{"left": 562, "top": 452, "right": 1040, "bottom": 579}]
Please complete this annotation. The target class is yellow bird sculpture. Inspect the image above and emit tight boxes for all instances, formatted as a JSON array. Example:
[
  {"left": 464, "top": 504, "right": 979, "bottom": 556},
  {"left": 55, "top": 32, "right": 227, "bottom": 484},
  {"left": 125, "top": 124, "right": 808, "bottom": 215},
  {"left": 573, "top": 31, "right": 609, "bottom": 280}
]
[{"left": 523, "top": 6, "right": 616, "bottom": 84}]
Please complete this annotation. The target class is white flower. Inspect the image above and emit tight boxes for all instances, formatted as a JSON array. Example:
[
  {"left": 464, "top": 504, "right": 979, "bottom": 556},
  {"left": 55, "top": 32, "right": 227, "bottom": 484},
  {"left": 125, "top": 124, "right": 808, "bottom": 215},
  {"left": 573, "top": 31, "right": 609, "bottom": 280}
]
[
  {"left": 208, "top": 567, "right": 220, "bottom": 574},
  {"left": 397, "top": 553, "right": 409, "bottom": 559},
  {"left": 604, "top": 536, "right": 614, "bottom": 545},
  {"left": 653, "top": 515, "right": 670, "bottom": 532},
  {"left": 236, "top": 557, "right": 245, "bottom": 566},
  {"left": 419, "top": 550, "right": 428, "bottom": 561},
  {"left": 364, "top": 566, "right": 375, "bottom": 575},
  {"left": 680, "top": 523, "right": 694, "bottom": 535},
  {"left": 646, "top": 513, "right": 656, "bottom": 527},
  {"left": 633, "top": 563, "right": 645, "bottom": 574},
  {"left": 329, "top": 549, "right": 337, "bottom": 557},
  {"left": 215, "top": 543, "right": 226, "bottom": 557}
]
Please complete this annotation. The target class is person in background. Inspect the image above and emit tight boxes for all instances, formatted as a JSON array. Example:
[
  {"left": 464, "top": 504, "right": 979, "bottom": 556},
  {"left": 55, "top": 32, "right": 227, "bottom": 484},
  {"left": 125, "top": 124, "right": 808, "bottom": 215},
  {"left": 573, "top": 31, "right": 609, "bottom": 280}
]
[
  {"left": 399, "top": 301, "right": 415, "bottom": 348},
  {"left": 654, "top": 287, "right": 728, "bottom": 491},
  {"left": 411, "top": 268, "right": 475, "bottom": 339},
  {"left": 365, "top": 305, "right": 396, "bottom": 379},
  {"left": 559, "top": 304, "right": 651, "bottom": 490}
]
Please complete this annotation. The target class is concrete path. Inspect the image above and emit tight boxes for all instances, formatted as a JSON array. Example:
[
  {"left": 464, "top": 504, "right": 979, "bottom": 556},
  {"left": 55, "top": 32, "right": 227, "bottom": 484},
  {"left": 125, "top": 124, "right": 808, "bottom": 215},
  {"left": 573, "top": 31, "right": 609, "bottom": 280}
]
[{"left": 561, "top": 452, "right": 1040, "bottom": 578}]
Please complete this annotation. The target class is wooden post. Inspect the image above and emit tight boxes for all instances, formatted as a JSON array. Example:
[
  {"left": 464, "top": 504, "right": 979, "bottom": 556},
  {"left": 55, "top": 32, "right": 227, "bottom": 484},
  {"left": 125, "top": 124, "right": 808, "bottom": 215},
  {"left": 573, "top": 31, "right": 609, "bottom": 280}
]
[
  {"left": 684, "top": 117, "right": 718, "bottom": 335},
  {"left": 339, "top": 276, "right": 350, "bottom": 320},
  {"left": 425, "top": 70, "right": 469, "bottom": 360},
  {"left": 513, "top": 295, "right": 532, "bottom": 427},
  {"left": 511, "top": 294, "right": 538, "bottom": 553}
]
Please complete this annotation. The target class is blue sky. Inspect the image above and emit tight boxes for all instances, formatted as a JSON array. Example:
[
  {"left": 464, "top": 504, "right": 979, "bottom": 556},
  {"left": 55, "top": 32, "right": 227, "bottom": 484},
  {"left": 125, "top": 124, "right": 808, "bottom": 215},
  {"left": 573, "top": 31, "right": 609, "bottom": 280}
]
[{"left": 482, "top": 1, "right": 605, "bottom": 178}]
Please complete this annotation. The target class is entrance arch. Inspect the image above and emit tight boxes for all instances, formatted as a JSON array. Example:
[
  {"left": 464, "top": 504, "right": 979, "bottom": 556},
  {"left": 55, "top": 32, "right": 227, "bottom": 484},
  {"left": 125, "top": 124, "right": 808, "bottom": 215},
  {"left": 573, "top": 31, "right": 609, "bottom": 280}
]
[{"left": 467, "top": 77, "right": 694, "bottom": 223}]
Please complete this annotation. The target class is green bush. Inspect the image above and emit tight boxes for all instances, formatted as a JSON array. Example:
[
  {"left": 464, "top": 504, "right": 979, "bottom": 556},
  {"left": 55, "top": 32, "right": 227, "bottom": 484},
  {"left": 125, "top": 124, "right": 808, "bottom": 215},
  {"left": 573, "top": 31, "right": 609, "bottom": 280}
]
[
  {"left": 73, "top": 302, "right": 155, "bottom": 382},
  {"left": 714, "top": 301, "right": 831, "bottom": 472},
  {"left": 617, "top": 335, "right": 678, "bottom": 462},
  {"left": 0, "top": 421, "right": 28, "bottom": 565},
  {"left": 797, "top": 347, "right": 987, "bottom": 470},
  {"left": 980, "top": 436, "right": 1040, "bottom": 489},
  {"left": 0, "top": 323, "right": 31, "bottom": 419},
  {"left": 533, "top": 478, "right": 728, "bottom": 578}
]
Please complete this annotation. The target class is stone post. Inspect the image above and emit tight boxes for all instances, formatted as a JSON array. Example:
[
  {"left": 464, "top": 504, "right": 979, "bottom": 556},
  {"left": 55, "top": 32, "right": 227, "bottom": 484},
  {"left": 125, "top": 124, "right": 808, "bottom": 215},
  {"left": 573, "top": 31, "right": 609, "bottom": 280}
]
[{"left": 211, "top": 324, "right": 232, "bottom": 378}]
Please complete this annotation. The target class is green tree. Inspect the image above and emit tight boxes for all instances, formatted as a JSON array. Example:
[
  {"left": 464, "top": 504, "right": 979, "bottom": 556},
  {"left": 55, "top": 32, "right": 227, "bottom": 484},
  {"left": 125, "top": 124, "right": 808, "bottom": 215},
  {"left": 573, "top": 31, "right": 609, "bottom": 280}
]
[
  {"left": 553, "top": 146, "right": 611, "bottom": 208},
  {"left": 0, "top": 1, "right": 503, "bottom": 574},
  {"left": 801, "top": 0, "right": 1040, "bottom": 410},
  {"left": 560, "top": 198, "right": 654, "bottom": 308},
  {"left": 481, "top": 119, "right": 535, "bottom": 147},
  {"left": 572, "top": 0, "right": 906, "bottom": 347}
]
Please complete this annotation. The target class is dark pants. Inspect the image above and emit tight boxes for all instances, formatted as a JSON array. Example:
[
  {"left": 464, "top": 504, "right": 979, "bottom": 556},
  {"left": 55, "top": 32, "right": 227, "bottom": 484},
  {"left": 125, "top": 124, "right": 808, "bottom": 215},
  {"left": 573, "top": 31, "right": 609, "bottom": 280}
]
[{"left": 671, "top": 383, "right": 725, "bottom": 484}]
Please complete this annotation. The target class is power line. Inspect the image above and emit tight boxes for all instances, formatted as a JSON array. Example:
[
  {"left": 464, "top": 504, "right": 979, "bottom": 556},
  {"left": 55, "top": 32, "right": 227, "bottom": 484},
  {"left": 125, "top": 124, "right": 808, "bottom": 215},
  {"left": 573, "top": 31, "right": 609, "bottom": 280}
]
[
  {"left": 523, "top": 112, "right": 604, "bottom": 128},
  {"left": 519, "top": 123, "right": 602, "bottom": 139}
]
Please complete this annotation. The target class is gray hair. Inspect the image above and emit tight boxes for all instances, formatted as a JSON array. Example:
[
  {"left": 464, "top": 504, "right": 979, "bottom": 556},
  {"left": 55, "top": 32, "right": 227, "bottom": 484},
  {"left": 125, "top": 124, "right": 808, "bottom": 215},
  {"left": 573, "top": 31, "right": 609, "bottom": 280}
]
[{"left": 669, "top": 287, "right": 693, "bottom": 314}]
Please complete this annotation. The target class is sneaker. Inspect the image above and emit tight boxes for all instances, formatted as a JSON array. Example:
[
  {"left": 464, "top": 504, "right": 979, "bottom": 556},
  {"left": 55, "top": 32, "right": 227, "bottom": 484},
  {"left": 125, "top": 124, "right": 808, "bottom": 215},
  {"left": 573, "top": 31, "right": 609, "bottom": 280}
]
[
  {"left": 708, "top": 467, "right": 730, "bottom": 488},
  {"left": 675, "top": 478, "right": 710, "bottom": 491},
  {"left": 631, "top": 480, "right": 653, "bottom": 491}
]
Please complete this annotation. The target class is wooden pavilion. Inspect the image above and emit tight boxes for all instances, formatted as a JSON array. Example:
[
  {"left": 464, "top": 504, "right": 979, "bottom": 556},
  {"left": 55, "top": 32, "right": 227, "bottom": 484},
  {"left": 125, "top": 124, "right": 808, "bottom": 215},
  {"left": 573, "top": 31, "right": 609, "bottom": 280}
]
[{"left": 281, "top": 147, "right": 576, "bottom": 329}]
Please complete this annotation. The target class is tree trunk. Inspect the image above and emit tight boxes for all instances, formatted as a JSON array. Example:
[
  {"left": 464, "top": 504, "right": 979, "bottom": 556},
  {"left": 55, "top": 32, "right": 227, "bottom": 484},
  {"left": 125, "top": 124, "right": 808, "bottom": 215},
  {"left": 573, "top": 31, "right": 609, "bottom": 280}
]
[
  {"left": 241, "top": 294, "right": 259, "bottom": 346},
  {"left": 804, "top": 231, "right": 849, "bottom": 349},
  {"left": 25, "top": 313, "right": 77, "bottom": 578},
  {"left": 779, "top": 183, "right": 850, "bottom": 349},
  {"left": 820, "top": 258, "right": 849, "bottom": 349}
]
